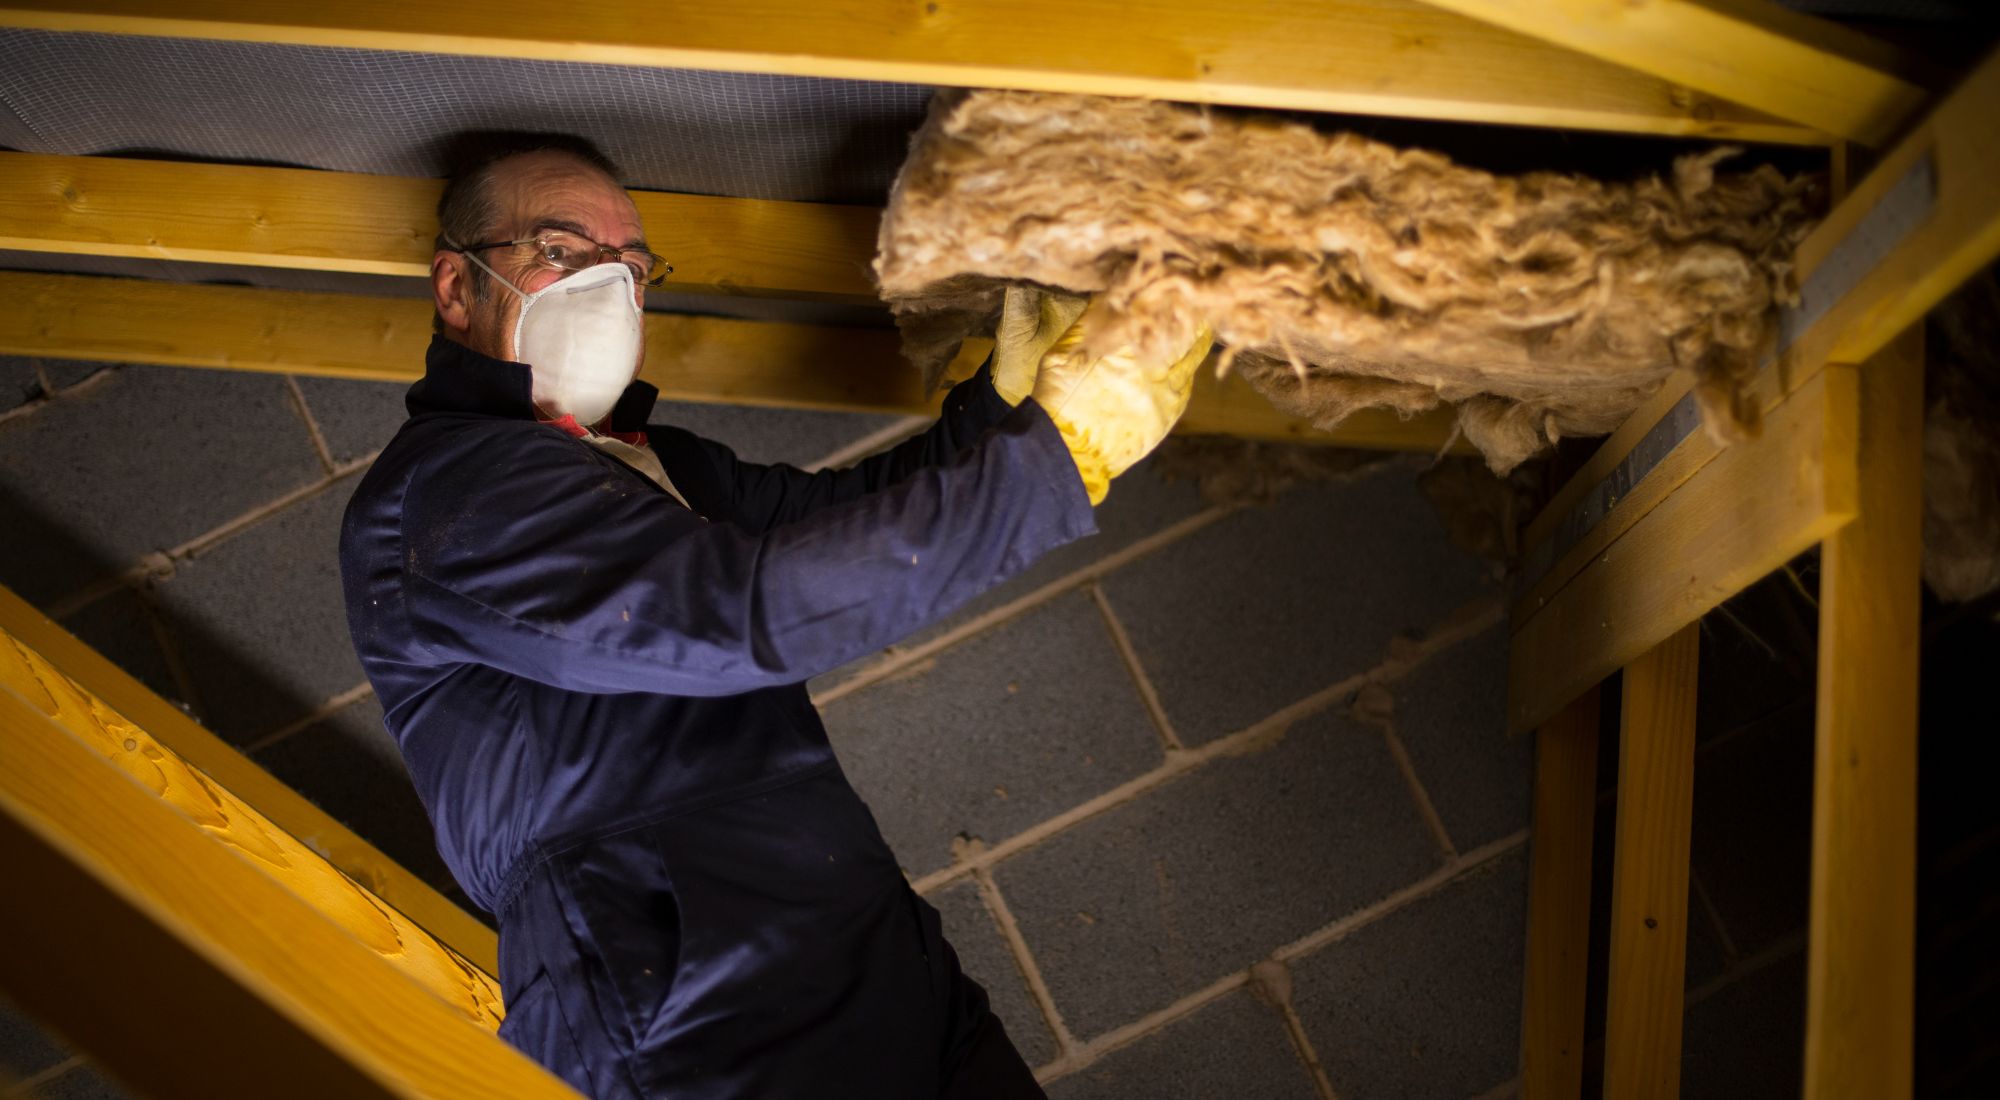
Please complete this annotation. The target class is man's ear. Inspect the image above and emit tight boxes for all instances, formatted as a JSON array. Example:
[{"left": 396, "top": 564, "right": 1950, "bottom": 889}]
[{"left": 432, "top": 251, "right": 472, "bottom": 333}]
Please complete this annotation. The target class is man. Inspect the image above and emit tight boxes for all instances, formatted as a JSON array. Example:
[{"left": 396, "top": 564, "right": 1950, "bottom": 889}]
[{"left": 339, "top": 134, "right": 1205, "bottom": 1099}]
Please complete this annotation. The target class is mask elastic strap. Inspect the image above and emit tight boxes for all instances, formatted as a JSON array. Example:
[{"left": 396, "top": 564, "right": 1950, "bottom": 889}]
[{"left": 443, "top": 237, "right": 529, "bottom": 301}]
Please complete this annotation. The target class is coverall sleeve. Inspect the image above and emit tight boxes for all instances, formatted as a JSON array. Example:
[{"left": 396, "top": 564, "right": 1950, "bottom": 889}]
[
  {"left": 647, "top": 360, "right": 1020, "bottom": 535},
  {"left": 398, "top": 400, "right": 1095, "bottom": 697}
]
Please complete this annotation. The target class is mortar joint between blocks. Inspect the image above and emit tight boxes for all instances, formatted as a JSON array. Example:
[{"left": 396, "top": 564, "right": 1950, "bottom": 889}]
[
  {"left": 284, "top": 373, "right": 339, "bottom": 476},
  {"left": 1086, "top": 580, "right": 1182, "bottom": 753},
  {"left": 970, "top": 864, "right": 1080, "bottom": 1059},
  {"left": 1249, "top": 957, "right": 1342, "bottom": 1100},
  {"left": 40, "top": 451, "right": 381, "bottom": 622},
  {"left": 1688, "top": 867, "right": 1742, "bottom": 967},
  {"left": 0, "top": 362, "right": 119, "bottom": 427},
  {"left": 812, "top": 504, "right": 1237, "bottom": 708},
  {"left": 910, "top": 597, "right": 1510, "bottom": 897},
  {"left": 244, "top": 680, "right": 377, "bottom": 754},
  {"left": 1032, "top": 832, "right": 1525, "bottom": 1089}
]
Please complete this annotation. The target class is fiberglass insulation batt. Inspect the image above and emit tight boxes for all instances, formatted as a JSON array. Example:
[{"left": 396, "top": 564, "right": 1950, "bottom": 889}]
[{"left": 874, "top": 90, "right": 1822, "bottom": 473}]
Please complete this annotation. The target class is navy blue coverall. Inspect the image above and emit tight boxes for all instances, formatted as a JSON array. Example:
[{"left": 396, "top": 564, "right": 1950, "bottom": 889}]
[{"left": 339, "top": 336, "right": 1096, "bottom": 1098}]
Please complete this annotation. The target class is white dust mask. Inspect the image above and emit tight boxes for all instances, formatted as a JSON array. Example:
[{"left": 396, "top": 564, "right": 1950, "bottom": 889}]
[{"left": 460, "top": 248, "right": 644, "bottom": 427}]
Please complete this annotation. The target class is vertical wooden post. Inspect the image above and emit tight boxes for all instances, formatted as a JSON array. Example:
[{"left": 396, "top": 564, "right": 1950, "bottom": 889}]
[
  {"left": 1520, "top": 686, "right": 1602, "bottom": 1100},
  {"left": 1602, "top": 623, "right": 1700, "bottom": 1099},
  {"left": 1805, "top": 326, "right": 1923, "bottom": 1100}
]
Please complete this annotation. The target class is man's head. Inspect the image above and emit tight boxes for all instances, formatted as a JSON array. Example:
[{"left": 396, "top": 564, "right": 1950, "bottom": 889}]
[{"left": 430, "top": 135, "right": 653, "bottom": 380}]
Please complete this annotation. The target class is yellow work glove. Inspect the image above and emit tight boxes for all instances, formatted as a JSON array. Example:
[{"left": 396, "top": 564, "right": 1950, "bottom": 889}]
[
  {"left": 991, "top": 286, "right": 1089, "bottom": 406},
  {"left": 1030, "top": 299, "right": 1214, "bottom": 505}
]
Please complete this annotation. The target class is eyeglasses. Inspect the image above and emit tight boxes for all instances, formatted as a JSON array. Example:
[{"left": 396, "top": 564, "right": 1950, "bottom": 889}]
[{"left": 451, "top": 229, "right": 674, "bottom": 287}]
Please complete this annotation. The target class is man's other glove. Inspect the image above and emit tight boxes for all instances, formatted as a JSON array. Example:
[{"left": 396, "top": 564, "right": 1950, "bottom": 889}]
[
  {"left": 991, "top": 285, "right": 1089, "bottom": 407},
  {"left": 1030, "top": 298, "right": 1214, "bottom": 506}
]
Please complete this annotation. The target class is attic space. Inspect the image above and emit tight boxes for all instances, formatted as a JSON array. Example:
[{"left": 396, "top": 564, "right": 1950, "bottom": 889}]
[{"left": 3, "top": 4, "right": 1998, "bottom": 1099}]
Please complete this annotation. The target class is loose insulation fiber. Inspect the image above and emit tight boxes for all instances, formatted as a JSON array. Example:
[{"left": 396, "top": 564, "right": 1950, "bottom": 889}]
[{"left": 875, "top": 91, "right": 1823, "bottom": 473}]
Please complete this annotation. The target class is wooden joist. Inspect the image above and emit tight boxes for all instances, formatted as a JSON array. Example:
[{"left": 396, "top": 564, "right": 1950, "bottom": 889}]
[
  {"left": 1805, "top": 328, "right": 1923, "bottom": 1099},
  {"left": 0, "top": 0, "right": 1820, "bottom": 143},
  {"left": 1518, "top": 687, "right": 1601, "bottom": 1100},
  {"left": 1508, "top": 45, "right": 2000, "bottom": 735},
  {"left": 1602, "top": 625, "right": 1699, "bottom": 1100},
  {"left": 0, "top": 270, "right": 1472, "bottom": 452},
  {"left": 1417, "top": 0, "right": 1928, "bottom": 145},
  {"left": 1508, "top": 362, "right": 1858, "bottom": 736},
  {"left": 0, "top": 582, "right": 499, "bottom": 978},
  {"left": 0, "top": 152, "right": 882, "bottom": 304},
  {"left": 0, "top": 597, "right": 578, "bottom": 1098}
]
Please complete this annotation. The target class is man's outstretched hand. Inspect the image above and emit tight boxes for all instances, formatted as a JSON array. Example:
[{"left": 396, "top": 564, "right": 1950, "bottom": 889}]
[{"left": 994, "top": 287, "right": 1213, "bottom": 505}]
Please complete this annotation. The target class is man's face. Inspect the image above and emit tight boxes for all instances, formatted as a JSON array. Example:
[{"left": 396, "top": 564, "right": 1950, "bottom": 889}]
[{"left": 432, "top": 150, "right": 649, "bottom": 376}]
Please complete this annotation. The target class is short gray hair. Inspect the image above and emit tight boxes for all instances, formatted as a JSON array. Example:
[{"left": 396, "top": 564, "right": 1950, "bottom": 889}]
[{"left": 432, "top": 133, "right": 622, "bottom": 333}]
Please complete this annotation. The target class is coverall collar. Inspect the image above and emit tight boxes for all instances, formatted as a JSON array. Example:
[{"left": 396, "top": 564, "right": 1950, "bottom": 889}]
[{"left": 407, "top": 334, "right": 659, "bottom": 432}]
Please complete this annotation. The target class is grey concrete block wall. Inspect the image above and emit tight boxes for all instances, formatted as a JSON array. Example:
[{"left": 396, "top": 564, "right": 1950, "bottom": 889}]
[
  {"left": 148, "top": 481, "right": 366, "bottom": 745},
  {"left": 2, "top": 356, "right": 1813, "bottom": 1098},
  {"left": 0, "top": 356, "right": 104, "bottom": 416},
  {"left": 904, "top": 454, "right": 1213, "bottom": 645},
  {"left": 24, "top": 1063, "right": 128, "bottom": 1100},
  {"left": 824, "top": 591, "right": 1165, "bottom": 876},
  {"left": 0, "top": 364, "right": 324, "bottom": 605},
  {"left": 1044, "top": 989, "right": 1319, "bottom": 1100},
  {"left": 54, "top": 585, "right": 183, "bottom": 706},
  {"left": 1289, "top": 852, "right": 1528, "bottom": 1099},
  {"left": 292, "top": 375, "right": 411, "bottom": 466},
  {"left": 0, "top": 992, "right": 72, "bottom": 1085},
  {"left": 1101, "top": 463, "right": 1491, "bottom": 745},
  {"left": 992, "top": 709, "right": 1441, "bottom": 1038},
  {"left": 929, "top": 880, "right": 1061, "bottom": 1068},
  {"left": 2, "top": 356, "right": 46, "bottom": 414},
  {"left": 1390, "top": 624, "right": 1534, "bottom": 852},
  {"left": 0, "top": 991, "right": 135, "bottom": 1100}
]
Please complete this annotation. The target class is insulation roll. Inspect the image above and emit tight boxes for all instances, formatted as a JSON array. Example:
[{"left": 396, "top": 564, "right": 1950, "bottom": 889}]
[{"left": 875, "top": 90, "right": 1822, "bottom": 473}]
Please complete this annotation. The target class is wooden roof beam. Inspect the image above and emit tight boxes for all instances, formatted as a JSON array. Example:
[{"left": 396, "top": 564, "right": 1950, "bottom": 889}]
[
  {"left": 0, "top": 153, "right": 883, "bottom": 304},
  {"left": 0, "top": 587, "right": 577, "bottom": 1097},
  {"left": 0, "top": 581, "right": 500, "bottom": 977},
  {"left": 1418, "top": 0, "right": 1932, "bottom": 145},
  {"left": 0, "top": 270, "right": 1473, "bottom": 453},
  {"left": 0, "top": 0, "right": 1823, "bottom": 143}
]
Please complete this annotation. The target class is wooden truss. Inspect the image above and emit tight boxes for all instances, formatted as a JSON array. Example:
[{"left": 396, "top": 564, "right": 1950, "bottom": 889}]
[
  {"left": 0, "top": 268, "right": 1461, "bottom": 449},
  {"left": 0, "top": 150, "right": 1463, "bottom": 450},
  {"left": 0, "top": 0, "right": 1868, "bottom": 142},
  {"left": 0, "top": 585, "right": 576, "bottom": 1097},
  {"left": 0, "top": 153, "right": 884, "bottom": 303},
  {"left": 1512, "top": 44, "right": 2000, "bottom": 1100},
  {"left": 0, "top": 3, "right": 1990, "bottom": 1097}
]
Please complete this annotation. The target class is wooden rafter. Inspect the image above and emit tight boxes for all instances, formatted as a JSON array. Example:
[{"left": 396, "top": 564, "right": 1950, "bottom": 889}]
[
  {"left": 0, "top": 153, "right": 882, "bottom": 304},
  {"left": 0, "top": 582, "right": 499, "bottom": 976},
  {"left": 1417, "top": 0, "right": 1929, "bottom": 145},
  {"left": 0, "top": 271, "right": 1473, "bottom": 453},
  {"left": 0, "top": 0, "right": 1820, "bottom": 143},
  {"left": 0, "top": 594, "right": 578, "bottom": 1098}
]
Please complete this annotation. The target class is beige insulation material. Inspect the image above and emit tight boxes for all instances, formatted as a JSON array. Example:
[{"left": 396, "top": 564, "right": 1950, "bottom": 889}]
[
  {"left": 1923, "top": 266, "right": 2000, "bottom": 604},
  {"left": 875, "top": 90, "right": 1822, "bottom": 473}
]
